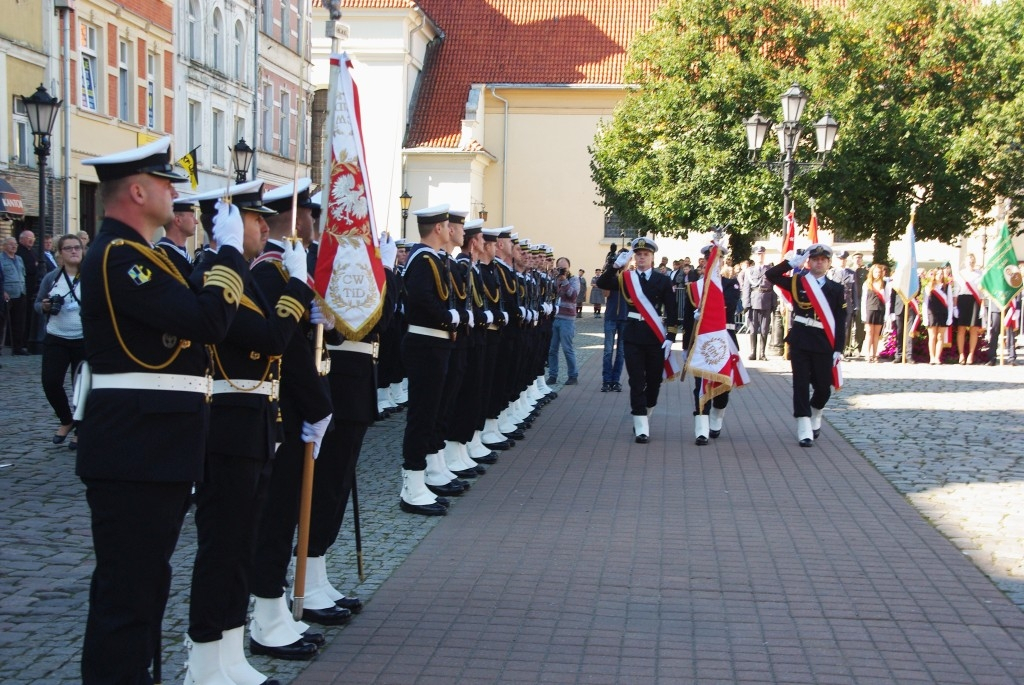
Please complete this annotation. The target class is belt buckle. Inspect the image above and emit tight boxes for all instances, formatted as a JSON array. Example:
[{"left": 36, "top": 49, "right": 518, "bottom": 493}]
[
  {"left": 204, "top": 374, "right": 213, "bottom": 403},
  {"left": 372, "top": 341, "right": 380, "bottom": 360}
]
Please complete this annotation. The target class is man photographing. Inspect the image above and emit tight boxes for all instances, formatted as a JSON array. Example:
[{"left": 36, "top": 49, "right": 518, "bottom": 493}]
[{"left": 546, "top": 256, "right": 579, "bottom": 385}]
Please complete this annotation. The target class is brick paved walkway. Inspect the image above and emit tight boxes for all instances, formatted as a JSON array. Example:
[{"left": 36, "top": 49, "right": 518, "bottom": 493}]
[{"left": 1, "top": 317, "right": 1022, "bottom": 684}]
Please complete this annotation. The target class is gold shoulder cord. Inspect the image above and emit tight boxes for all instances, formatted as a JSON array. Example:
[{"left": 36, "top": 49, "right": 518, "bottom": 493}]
[
  {"left": 480, "top": 273, "right": 500, "bottom": 304},
  {"left": 470, "top": 269, "right": 484, "bottom": 308},
  {"left": 449, "top": 269, "right": 467, "bottom": 301},
  {"left": 103, "top": 240, "right": 189, "bottom": 370},
  {"left": 791, "top": 277, "right": 813, "bottom": 310},
  {"left": 423, "top": 254, "right": 450, "bottom": 300},
  {"left": 497, "top": 265, "right": 516, "bottom": 294},
  {"left": 618, "top": 270, "right": 635, "bottom": 307}
]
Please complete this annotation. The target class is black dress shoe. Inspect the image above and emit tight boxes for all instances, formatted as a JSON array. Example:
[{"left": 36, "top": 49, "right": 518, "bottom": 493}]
[
  {"left": 399, "top": 499, "right": 448, "bottom": 516},
  {"left": 301, "top": 630, "right": 325, "bottom": 646},
  {"left": 435, "top": 496, "right": 450, "bottom": 508},
  {"left": 471, "top": 451, "right": 498, "bottom": 464},
  {"left": 503, "top": 429, "right": 525, "bottom": 440},
  {"left": 695, "top": 435, "right": 709, "bottom": 446},
  {"left": 748, "top": 353, "right": 757, "bottom": 361},
  {"left": 249, "top": 638, "right": 318, "bottom": 660},
  {"left": 335, "top": 596, "right": 363, "bottom": 614},
  {"left": 635, "top": 433, "right": 649, "bottom": 444},
  {"left": 301, "top": 605, "right": 352, "bottom": 626},
  {"left": 451, "top": 467, "right": 479, "bottom": 478},
  {"left": 426, "top": 480, "right": 465, "bottom": 496},
  {"left": 473, "top": 463, "right": 486, "bottom": 475},
  {"left": 812, "top": 429, "right": 821, "bottom": 439},
  {"left": 758, "top": 355, "right": 768, "bottom": 361},
  {"left": 484, "top": 439, "right": 512, "bottom": 451},
  {"left": 709, "top": 429, "right": 721, "bottom": 439},
  {"left": 799, "top": 438, "right": 814, "bottom": 447}
]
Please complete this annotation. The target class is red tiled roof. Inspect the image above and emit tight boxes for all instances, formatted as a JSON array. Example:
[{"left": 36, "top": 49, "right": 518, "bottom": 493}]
[{"left": 400, "top": 1, "right": 663, "bottom": 149}]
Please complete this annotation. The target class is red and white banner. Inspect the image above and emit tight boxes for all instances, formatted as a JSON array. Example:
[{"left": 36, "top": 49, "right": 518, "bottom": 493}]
[
  {"left": 622, "top": 271, "right": 682, "bottom": 380},
  {"left": 801, "top": 274, "right": 843, "bottom": 390},
  {"left": 807, "top": 207, "right": 819, "bottom": 244},
  {"left": 313, "top": 53, "right": 386, "bottom": 340},
  {"left": 685, "top": 243, "right": 750, "bottom": 410},
  {"left": 775, "top": 211, "right": 796, "bottom": 310}
]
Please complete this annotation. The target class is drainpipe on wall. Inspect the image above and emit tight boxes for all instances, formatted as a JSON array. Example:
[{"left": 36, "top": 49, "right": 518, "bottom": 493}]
[{"left": 488, "top": 87, "right": 509, "bottom": 225}]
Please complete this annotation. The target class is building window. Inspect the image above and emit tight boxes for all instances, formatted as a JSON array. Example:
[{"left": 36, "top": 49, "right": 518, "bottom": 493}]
[
  {"left": 212, "top": 109, "right": 224, "bottom": 168},
  {"left": 188, "top": 100, "right": 202, "bottom": 165},
  {"left": 280, "top": 3, "right": 289, "bottom": 49},
  {"left": 12, "top": 97, "right": 36, "bottom": 168},
  {"left": 262, "top": 84, "right": 274, "bottom": 152},
  {"left": 261, "top": 0, "right": 272, "bottom": 35},
  {"left": 79, "top": 23, "right": 98, "bottom": 111},
  {"left": 118, "top": 40, "right": 131, "bottom": 122},
  {"left": 234, "top": 116, "right": 246, "bottom": 146},
  {"left": 212, "top": 9, "right": 223, "bottom": 71},
  {"left": 603, "top": 211, "right": 637, "bottom": 240},
  {"left": 146, "top": 53, "right": 157, "bottom": 129},
  {"left": 279, "top": 91, "right": 290, "bottom": 157},
  {"left": 297, "top": 1, "right": 304, "bottom": 56},
  {"left": 188, "top": 0, "right": 200, "bottom": 61},
  {"left": 233, "top": 21, "right": 245, "bottom": 81}
]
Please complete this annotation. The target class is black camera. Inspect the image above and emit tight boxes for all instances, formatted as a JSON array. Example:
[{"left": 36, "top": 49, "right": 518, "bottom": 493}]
[
  {"left": 48, "top": 293, "right": 65, "bottom": 315},
  {"left": 557, "top": 267, "right": 568, "bottom": 276}
]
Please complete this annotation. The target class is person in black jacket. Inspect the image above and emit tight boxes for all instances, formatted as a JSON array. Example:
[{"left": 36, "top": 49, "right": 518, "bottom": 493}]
[
  {"left": 595, "top": 237, "right": 678, "bottom": 444},
  {"left": 76, "top": 137, "right": 248, "bottom": 685},
  {"left": 765, "top": 243, "right": 847, "bottom": 447}
]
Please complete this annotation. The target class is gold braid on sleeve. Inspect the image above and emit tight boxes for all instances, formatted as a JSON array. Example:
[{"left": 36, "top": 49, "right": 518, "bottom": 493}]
[
  {"left": 204, "top": 265, "right": 244, "bottom": 305},
  {"left": 276, "top": 295, "right": 305, "bottom": 322}
]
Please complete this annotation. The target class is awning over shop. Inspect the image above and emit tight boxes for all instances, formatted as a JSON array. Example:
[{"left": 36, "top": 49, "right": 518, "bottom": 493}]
[{"left": 0, "top": 178, "right": 25, "bottom": 217}]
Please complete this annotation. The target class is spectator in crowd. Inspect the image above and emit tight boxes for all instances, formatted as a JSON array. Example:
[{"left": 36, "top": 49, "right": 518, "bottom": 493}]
[
  {"left": 589, "top": 268, "right": 605, "bottom": 317},
  {"left": 547, "top": 257, "right": 579, "bottom": 384},
  {"left": 827, "top": 251, "right": 859, "bottom": 358},
  {"left": 924, "top": 265, "right": 954, "bottom": 364},
  {"left": 576, "top": 268, "right": 587, "bottom": 318},
  {"left": 861, "top": 262, "right": 888, "bottom": 362},
  {"left": 955, "top": 253, "right": 983, "bottom": 365},
  {"left": 1, "top": 236, "right": 28, "bottom": 354},
  {"left": 35, "top": 233, "right": 85, "bottom": 448}
]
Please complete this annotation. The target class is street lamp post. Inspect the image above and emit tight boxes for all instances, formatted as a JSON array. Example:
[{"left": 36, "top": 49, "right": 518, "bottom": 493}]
[
  {"left": 20, "top": 84, "right": 62, "bottom": 262},
  {"left": 399, "top": 190, "right": 412, "bottom": 239},
  {"left": 744, "top": 83, "right": 839, "bottom": 235},
  {"left": 232, "top": 138, "right": 254, "bottom": 183},
  {"left": 478, "top": 206, "right": 488, "bottom": 222}
]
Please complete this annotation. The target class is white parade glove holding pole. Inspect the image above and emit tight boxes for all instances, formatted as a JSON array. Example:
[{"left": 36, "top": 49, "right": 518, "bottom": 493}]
[
  {"left": 449, "top": 309, "right": 461, "bottom": 326},
  {"left": 212, "top": 200, "right": 244, "bottom": 253},
  {"left": 379, "top": 233, "right": 398, "bottom": 270},
  {"left": 310, "top": 301, "right": 335, "bottom": 331},
  {"left": 301, "top": 414, "right": 332, "bottom": 459},
  {"left": 282, "top": 239, "right": 308, "bottom": 283},
  {"left": 662, "top": 339, "right": 673, "bottom": 360}
]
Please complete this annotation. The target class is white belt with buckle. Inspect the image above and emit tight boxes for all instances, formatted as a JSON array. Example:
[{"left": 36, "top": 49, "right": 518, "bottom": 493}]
[
  {"left": 212, "top": 379, "right": 273, "bottom": 396},
  {"left": 627, "top": 312, "right": 644, "bottom": 321},
  {"left": 486, "top": 324, "right": 500, "bottom": 331},
  {"left": 91, "top": 372, "right": 211, "bottom": 394},
  {"left": 407, "top": 324, "right": 449, "bottom": 340},
  {"left": 793, "top": 315, "right": 824, "bottom": 329},
  {"left": 326, "top": 340, "right": 377, "bottom": 357}
]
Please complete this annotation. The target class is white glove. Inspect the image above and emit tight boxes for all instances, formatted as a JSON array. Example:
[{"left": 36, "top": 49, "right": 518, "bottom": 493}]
[
  {"left": 449, "top": 309, "right": 461, "bottom": 326},
  {"left": 833, "top": 352, "right": 843, "bottom": 364},
  {"left": 662, "top": 339, "right": 673, "bottom": 360},
  {"left": 502, "top": 311, "right": 510, "bottom": 325},
  {"left": 212, "top": 200, "right": 244, "bottom": 253},
  {"left": 613, "top": 249, "right": 633, "bottom": 269},
  {"left": 310, "top": 301, "right": 336, "bottom": 330},
  {"left": 788, "top": 252, "right": 808, "bottom": 270},
  {"left": 379, "top": 233, "right": 398, "bottom": 270},
  {"left": 301, "top": 413, "right": 332, "bottom": 459},
  {"left": 518, "top": 306, "right": 527, "bottom": 320},
  {"left": 467, "top": 310, "right": 475, "bottom": 329},
  {"left": 485, "top": 311, "right": 494, "bottom": 325},
  {"left": 282, "top": 240, "right": 308, "bottom": 283}
]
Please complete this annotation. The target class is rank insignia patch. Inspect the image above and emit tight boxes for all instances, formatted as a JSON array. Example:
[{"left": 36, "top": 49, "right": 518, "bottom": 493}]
[{"left": 128, "top": 264, "right": 153, "bottom": 285}]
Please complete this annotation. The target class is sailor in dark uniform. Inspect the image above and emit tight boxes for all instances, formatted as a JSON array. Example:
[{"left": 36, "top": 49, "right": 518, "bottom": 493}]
[
  {"left": 155, "top": 198, "right": 198, "bottom": 276},
  {"left": 596, "top": 237, "right": 678, "bottom": 443},
  {"left": 185, "top": 180, "right": 313, "bottom": 682},
  {"left": 248, "top": 179, "right": 335, "bottom": 657},
  {"left": 765, "top": 243, "right": 847, "bottom": 446},
  {"left": 76, "top": 137, "right": 248, "bottom": 684},
  {"left": 465, "top": 228, "right": 505, "bottom": 463},
  {"left": 399, "top": 204, "right": 461, "bottom": 516}
]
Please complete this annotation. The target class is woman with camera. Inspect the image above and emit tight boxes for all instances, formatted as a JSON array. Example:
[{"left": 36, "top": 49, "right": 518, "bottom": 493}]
[{"left": 34, "top": 233, "right": 85, "bottom": 449}]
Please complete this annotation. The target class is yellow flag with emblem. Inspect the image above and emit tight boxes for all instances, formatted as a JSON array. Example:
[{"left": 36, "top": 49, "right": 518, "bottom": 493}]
[{"left": 177, "top": 147, "right": 200, "bottom": 189}]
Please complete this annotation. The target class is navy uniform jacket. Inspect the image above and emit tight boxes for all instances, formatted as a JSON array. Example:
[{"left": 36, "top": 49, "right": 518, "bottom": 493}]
[
  {"left": 155, "top": 238, "right": 193, "bottom": 278},
  {"left": 493, "top": 258, "right": 522, "bottom": 328},
  {"left": 403, "top": 246, "right": 458, "bottom": 346},
  {"left": 766, "top": 261, "right": 847, "bottom": 354},
  {"left": 595, "top": 267, "right": 678, "bottom": 345},
  {"left": 477, "top": 261, "right": 505, "bottom": 327},
  {"left": 77, "top": 218, "right": 248, "bottom": 482},
  {"left": 194, "top": 259, "right": 312, "bottom": 460},
  {"left": 250, "top": 242, "right": 332, "bottom": 433}
]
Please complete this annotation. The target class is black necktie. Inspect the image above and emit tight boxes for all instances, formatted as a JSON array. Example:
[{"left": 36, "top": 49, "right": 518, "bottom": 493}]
[{"left": 642, "top": 271, "right": 649, "bottom": 282}]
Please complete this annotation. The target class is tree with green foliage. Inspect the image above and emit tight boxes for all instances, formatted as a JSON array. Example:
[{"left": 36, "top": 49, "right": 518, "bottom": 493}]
[{"left": 590, "top": 0, "right": 1024, "bottom": 263}]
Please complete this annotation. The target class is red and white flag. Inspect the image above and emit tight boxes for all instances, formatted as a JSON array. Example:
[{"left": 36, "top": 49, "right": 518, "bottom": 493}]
[
  {"left": 775, "top": 211, "right": 796, "bottom": 310},
  {"left": 685, "top": 243, "right": 750, "bottom": 411},
  {"left": 313, "top": 53, "right": 387, "bottom": 340},
  {"left": 807, "top": 206, "right": 819, "bottom": 244}
]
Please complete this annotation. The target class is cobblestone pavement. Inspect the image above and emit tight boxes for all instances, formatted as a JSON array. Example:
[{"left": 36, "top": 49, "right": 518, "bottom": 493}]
[{"left": 0, "top": 316, "right": 1021, "bottom": 683}]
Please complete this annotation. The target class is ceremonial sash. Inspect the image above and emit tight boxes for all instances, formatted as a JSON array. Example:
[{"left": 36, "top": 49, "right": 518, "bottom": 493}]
[
  {"left": 801, "top": 274, "right": 841, "bottom": 391},
  {"left": 872, "top": 285, "right": 886, "bottom": 307},
  {"left": 1004, "top": 299, "right": 1019, "bottom": 330},
  {"left": 908, "top": 298, "right": 922, "bottom": 335},
  {"left": 622, "top": 270, "right": 682, "bottom": 380},
  {"left": 960, "top": 270, "right": 983, "bottom": 306}
]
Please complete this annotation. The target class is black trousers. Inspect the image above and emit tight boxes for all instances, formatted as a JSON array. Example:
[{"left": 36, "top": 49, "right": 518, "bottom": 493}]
[
  {"left": 42, "top": 334, "right": 85, "bottom": 425},
  {"left": 789, "top": 346, "right": 833, "bottom": 417},
  {"left": 250, "top": 434, "right": 305, "bottom": 599},
  {"left": 478, "top": 331, "right": 501, "bottom": 429},
  {"left": 6, "top": 294, "right": 26, "bottom": 350},
  {"left": 452, "top": 340, "right": 485, "bottom": 443},
  {"left": 81, "top": 478, "right": 191, "bottom": 685},
  {"left": 308, "top": 420, "right": 367, "bottom": 556},
  {"left": 624, "top": 341, "right": 665, "bottom": 415},
  {"left": 189, "top": 451, "right": 272, "bottom": 641},
  {"left": 401, "top": 335, "right": 451, "bottom": 470},
  {"left": 438, "top": 343, "right": 468, "bottom": 442}
]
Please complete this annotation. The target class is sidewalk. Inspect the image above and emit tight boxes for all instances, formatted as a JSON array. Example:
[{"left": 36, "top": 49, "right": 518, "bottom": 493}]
[{"left": 0, "top": 318, "right": 1022, "bottom": 683}]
